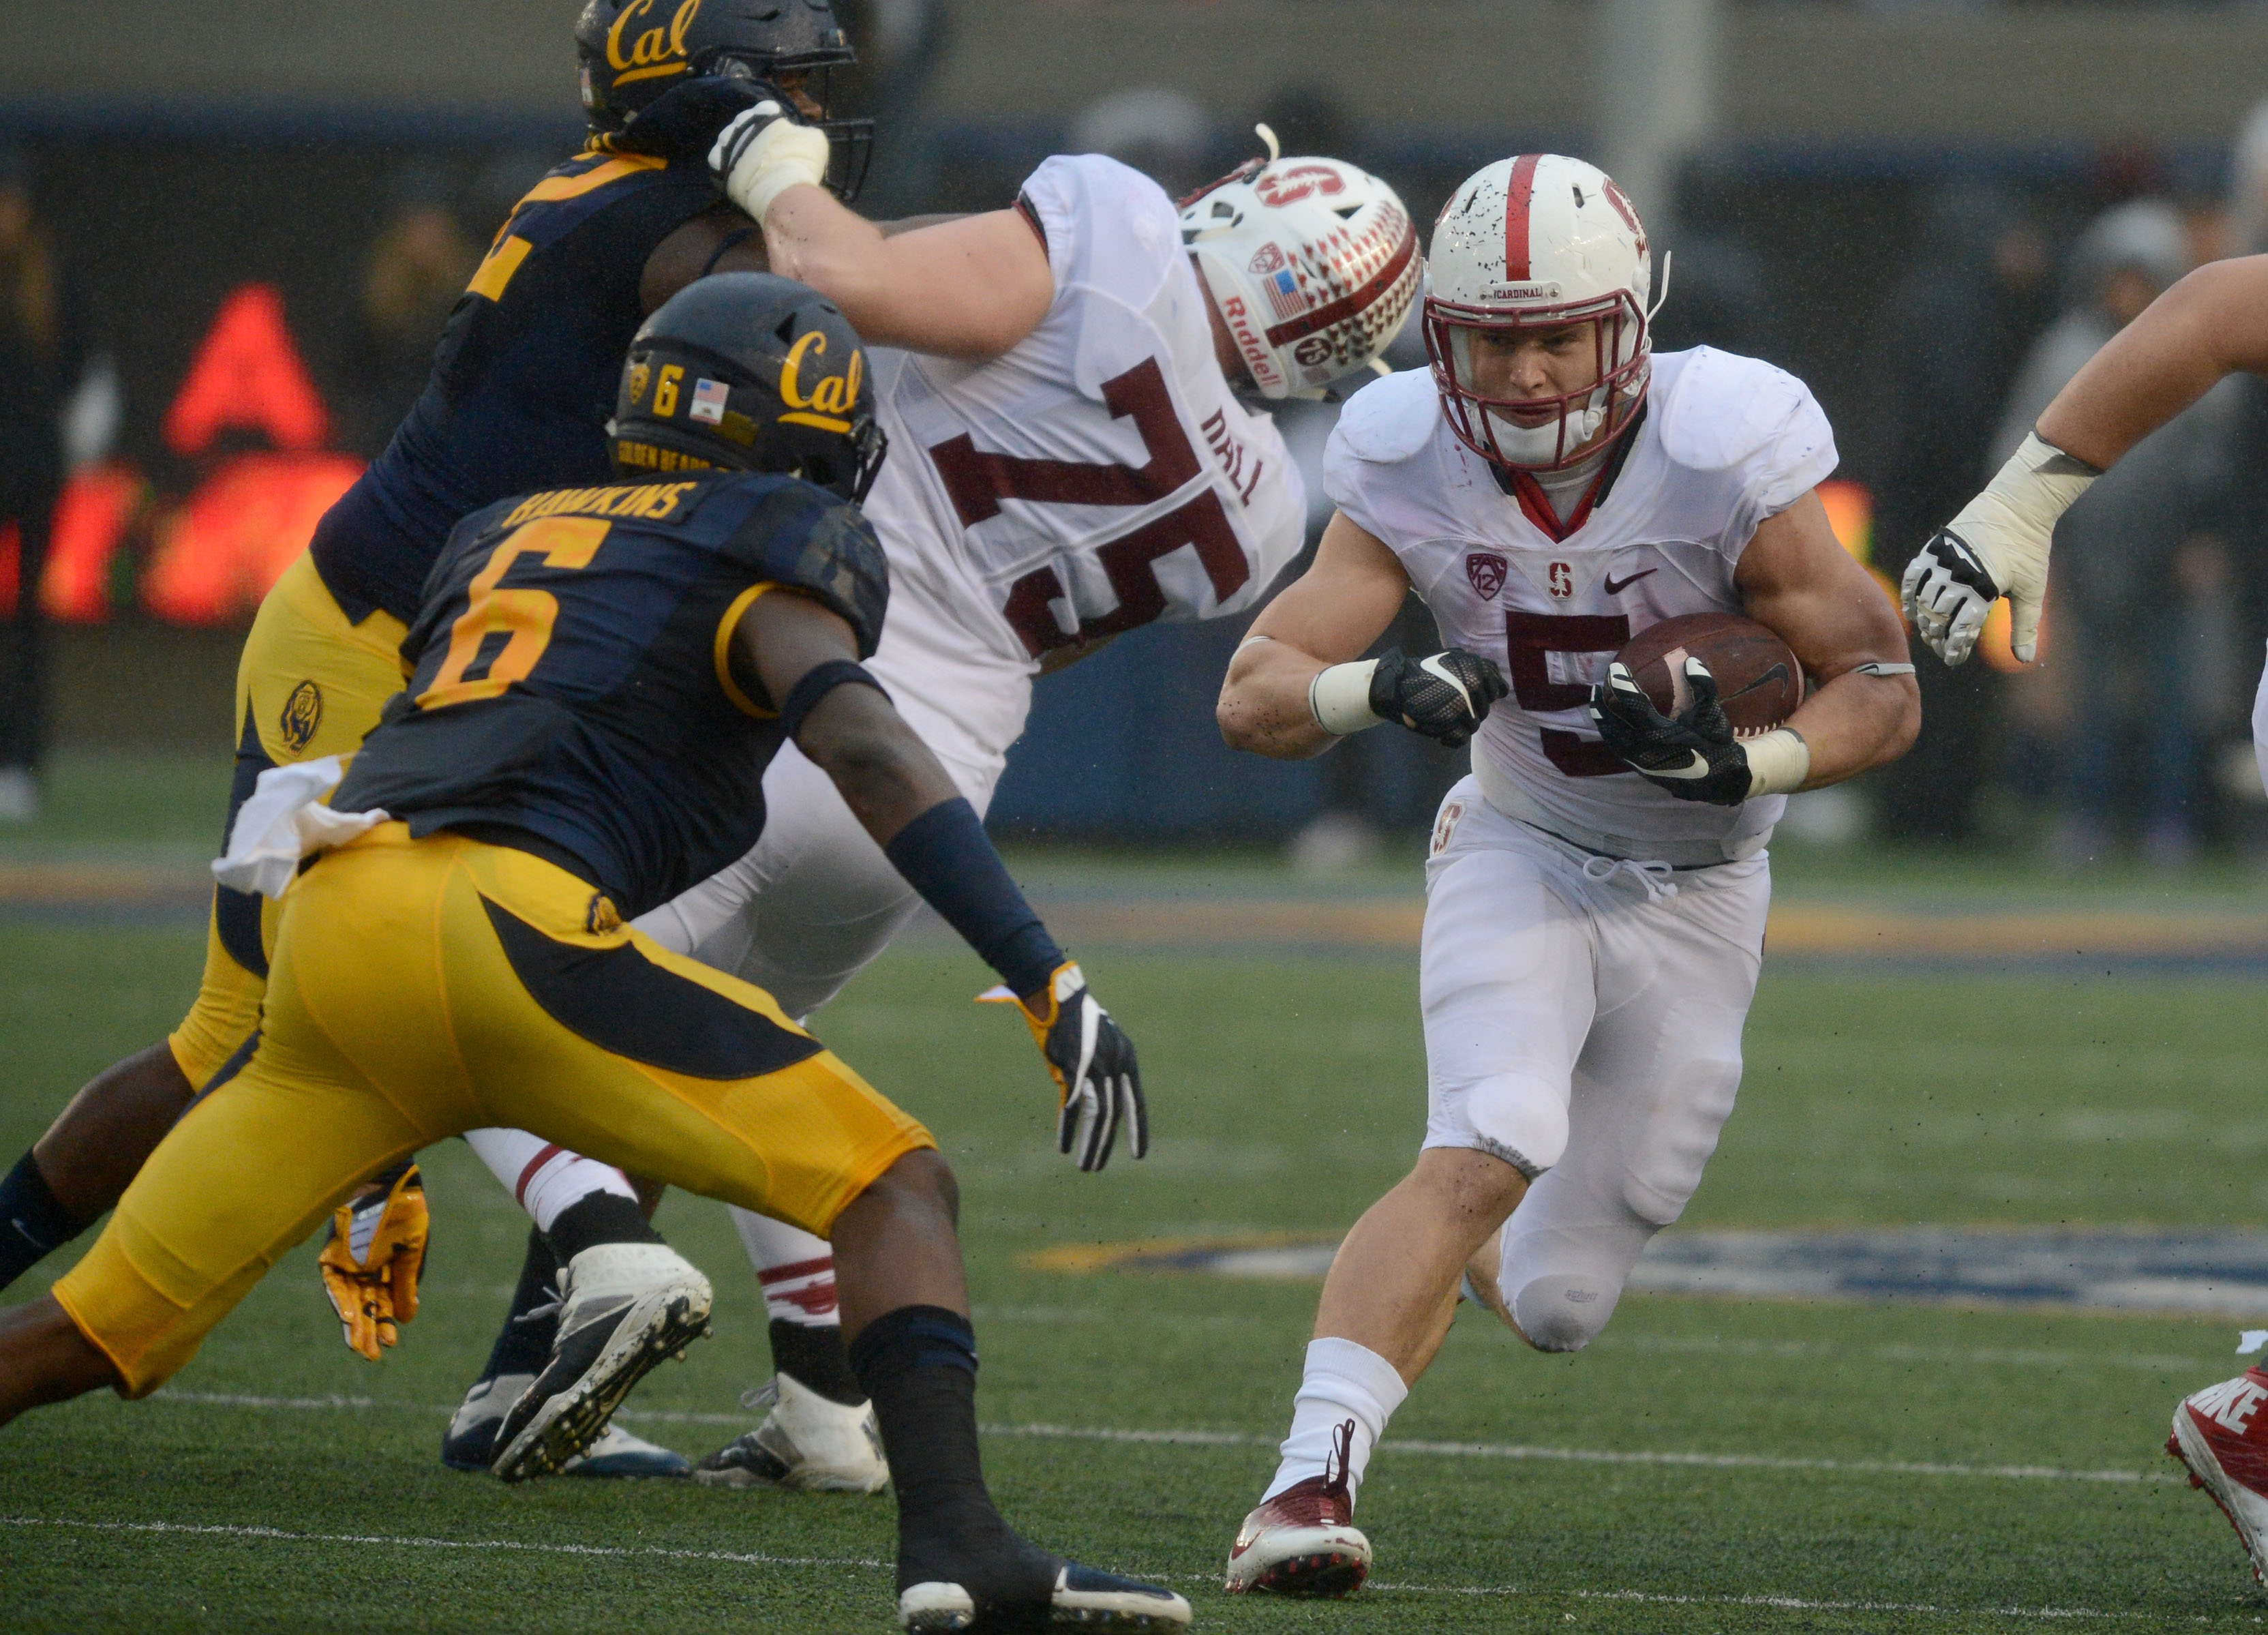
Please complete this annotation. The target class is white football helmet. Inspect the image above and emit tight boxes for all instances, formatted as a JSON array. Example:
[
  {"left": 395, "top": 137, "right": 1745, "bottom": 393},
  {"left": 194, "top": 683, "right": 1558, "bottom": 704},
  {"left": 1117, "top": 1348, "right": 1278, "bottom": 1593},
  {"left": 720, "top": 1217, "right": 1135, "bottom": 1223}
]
[
  {"left": 1424, "top": 153, "right": 1656, "bottom": 472},
  {"left": 1179, "top": 132, "right": 1421, "bottom": 400}
]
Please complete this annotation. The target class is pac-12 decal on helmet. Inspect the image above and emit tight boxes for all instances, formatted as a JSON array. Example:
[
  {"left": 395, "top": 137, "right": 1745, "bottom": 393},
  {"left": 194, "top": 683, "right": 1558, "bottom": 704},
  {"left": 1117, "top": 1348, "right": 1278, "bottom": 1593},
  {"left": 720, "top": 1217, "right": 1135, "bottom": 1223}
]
[
  {"left": 612, "top": 272, "right": 888, "bottom": 502},
  {"left": 575, "top": 0, "right": 873, "bottom": 198},
  {"left": 1179, "top": 127, "right": 1422, "bottom": 400},
  {"left": 1423, "top": 153, "right": 1660, "bottom": 472}
]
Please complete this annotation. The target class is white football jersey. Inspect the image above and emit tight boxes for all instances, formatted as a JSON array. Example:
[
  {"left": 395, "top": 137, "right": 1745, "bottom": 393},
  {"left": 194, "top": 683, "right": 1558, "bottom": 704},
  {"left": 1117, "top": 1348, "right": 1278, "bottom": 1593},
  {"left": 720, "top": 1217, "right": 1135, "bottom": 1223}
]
[
  {"left": 1325, "top": 348, "right": 1837, "bottom": 866},
  {"left": 860, "top": 153, "right": 1307, "bottom": 776}
]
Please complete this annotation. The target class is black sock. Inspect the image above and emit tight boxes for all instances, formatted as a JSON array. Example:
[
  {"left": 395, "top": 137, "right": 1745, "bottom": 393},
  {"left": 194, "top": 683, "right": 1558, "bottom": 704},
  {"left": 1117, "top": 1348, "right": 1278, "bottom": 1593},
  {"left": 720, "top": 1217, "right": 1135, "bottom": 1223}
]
[
  {"left": 771, "top": 1317, "right": 866, "bottom": 1407},
  {"left": 477, "top": 1227, "right": 563, "bottom": 1385},
  {"left": 546, "top": 1190, "right": 664, "bottom": 1265},
  {"left": 0, "top": 1151, "right": 89, "bottom": 1293},
  {"left": 849, "top": 1305, "right": 1057, "bottom": 1602}
]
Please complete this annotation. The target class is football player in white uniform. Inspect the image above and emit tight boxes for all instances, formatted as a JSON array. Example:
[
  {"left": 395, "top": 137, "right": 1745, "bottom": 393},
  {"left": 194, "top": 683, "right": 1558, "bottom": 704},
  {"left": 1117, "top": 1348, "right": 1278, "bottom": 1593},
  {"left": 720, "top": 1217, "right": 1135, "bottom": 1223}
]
[
  {"left": 1212, "top": 154, "right": 1921, "bottom": 1596},
  {"left": 1900, "top": 251, "right": 2268, "bottom": 1588},
  {"left": 452, "top": 116, "right": 1424, "bottom": 1491}
]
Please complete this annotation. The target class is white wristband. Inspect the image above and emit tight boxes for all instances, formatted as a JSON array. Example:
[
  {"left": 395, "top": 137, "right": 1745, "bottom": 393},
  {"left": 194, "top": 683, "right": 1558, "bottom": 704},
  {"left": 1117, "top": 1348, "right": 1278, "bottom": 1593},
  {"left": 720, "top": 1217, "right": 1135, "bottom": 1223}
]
[
  {"left": 723, "top": 121, "right": 834, "bottom": 224},
  {"left": 1309, "top": 659, "right": 1382, "bottom": 736},
  {"left": 1741, "top": 728, "right": 1811, "bottom": 798}
]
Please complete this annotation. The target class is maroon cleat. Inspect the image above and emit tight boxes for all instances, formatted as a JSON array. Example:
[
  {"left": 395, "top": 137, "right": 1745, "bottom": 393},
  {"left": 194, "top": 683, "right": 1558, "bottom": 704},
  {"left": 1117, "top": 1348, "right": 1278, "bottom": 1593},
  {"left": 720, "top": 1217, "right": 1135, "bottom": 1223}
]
[
  {"left": 1224, "top": 1420, "right": 1372, "bottom": 1597},
  {"left": 2168, "top": 1366, "right": 2268, "bottom": 1587}
]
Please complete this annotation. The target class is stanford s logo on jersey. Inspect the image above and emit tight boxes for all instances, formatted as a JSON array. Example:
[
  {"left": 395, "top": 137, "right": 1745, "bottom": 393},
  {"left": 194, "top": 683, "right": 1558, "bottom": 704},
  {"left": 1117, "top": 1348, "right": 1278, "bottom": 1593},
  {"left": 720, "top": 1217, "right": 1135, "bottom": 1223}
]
[
  {"left": 1466, "top": 552, "right": 1508, "bottom": 601},
  {"left": 1547, "top": 560, "right": 1574, "bottom": 600}
]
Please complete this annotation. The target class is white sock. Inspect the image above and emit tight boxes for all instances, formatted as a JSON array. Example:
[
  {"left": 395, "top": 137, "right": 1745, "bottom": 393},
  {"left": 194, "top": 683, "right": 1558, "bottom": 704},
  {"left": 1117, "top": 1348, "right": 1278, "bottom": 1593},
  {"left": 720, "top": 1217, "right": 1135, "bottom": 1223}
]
[
  {"left": 731, "top": 1206, "right": 841, "bottom": 1327},
  {"left": 465, "top": 1128, "right": 637, "bottom": 1234},
  {"left": 1262, "top": 1337, "right": 1408, "bottom": 1506}
]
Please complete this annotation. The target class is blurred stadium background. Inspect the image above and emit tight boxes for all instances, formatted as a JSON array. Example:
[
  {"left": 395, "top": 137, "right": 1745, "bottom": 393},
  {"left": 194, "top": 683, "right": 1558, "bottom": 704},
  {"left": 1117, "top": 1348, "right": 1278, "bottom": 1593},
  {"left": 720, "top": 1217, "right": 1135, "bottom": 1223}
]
[
  {"left": 10, "top": 0, "right": 2268, "bottom": 858},
  {"left": 20, "top": 5, "right": 2268, "bottom": 1630}
]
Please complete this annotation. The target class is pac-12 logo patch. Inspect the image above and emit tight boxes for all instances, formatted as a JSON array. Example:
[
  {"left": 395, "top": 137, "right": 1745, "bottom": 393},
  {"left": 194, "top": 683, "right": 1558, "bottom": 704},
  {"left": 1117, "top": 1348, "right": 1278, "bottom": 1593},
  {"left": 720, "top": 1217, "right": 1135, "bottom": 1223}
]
[
  {"left": 279, "top": 680, "right": 322, "bottom": 753},
  {"left": 1247, "top": 242, "right": 1288, "bottom": 275},
  {"left": 1466, "top": 552, "right": 1508, "bottom": 601},
  {"left": 1548, "top": 560, "right": 1575, "bottom": 600}
]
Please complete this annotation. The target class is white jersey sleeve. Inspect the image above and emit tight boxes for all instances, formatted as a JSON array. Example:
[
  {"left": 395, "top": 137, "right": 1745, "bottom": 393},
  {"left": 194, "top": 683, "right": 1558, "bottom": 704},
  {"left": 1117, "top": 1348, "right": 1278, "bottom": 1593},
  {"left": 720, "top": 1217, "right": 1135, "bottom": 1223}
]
[
  {"left": 1654, "top": 346, "right": 1838, "bottom": 558},
  {"left": 856, "top": 153, "right": 1305, "bottom": 775}
]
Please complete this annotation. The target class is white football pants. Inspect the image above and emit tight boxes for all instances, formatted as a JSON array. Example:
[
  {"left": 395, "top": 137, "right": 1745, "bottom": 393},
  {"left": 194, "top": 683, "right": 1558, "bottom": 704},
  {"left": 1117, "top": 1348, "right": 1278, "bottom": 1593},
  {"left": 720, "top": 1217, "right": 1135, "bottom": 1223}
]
[
  {"left": 1421, "top": 777, "right": 1769, "bottom": 1353},
  {"left": 472, "top": 734, "right": 1003, "bottom": 1309}
]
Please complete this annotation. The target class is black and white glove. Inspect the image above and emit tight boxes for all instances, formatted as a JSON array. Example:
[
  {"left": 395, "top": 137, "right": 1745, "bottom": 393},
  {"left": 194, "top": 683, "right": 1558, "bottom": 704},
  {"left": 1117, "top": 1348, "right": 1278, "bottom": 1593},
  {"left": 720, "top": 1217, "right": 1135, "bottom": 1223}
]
[
  {"left": 706, "top": 89, "right": 833, "bottom": 222},
  {"left": 1315, "top": 646, "right": 1507, "bottom": 749},
  {"left": 1588, "top": 657, "right": 1755, "bottom": 806},
  {"left": 1900, "top": 528, "right": 2002, "bottom": 668},
  {"left": 1901, "top": 432, "right": 2095, "bottom": 666},
  {"left": 609, "top": 76, "right": 779, "bottom": 162},
  {"left": 989, "top": 962, "right": 1147, "bottom": 1173}
]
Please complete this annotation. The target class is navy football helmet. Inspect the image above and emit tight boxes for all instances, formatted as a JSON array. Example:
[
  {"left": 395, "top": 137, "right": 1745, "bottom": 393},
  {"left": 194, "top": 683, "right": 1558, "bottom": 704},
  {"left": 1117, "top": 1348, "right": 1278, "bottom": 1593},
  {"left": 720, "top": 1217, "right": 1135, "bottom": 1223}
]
[
  {"left": 575, "top": 0, "right": 872, "bottom": 196},
  {"left": 612, "top": 273, "right": 887, "bottom": 504}
]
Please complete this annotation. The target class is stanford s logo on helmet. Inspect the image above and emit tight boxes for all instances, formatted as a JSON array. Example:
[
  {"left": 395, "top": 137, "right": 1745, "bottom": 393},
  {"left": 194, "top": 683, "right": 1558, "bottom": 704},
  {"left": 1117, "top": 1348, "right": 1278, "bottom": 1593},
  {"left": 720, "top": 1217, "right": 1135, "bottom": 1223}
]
[
  {"left": 576, "top": 0, "right": 873, "bottom": 196},
  {"left": 614, "top": 272, "right": 887, "bottom": 503},
  {"left": 1424, "top": 153, "right": 1662, "bottom": 472},
  {"left": 1179, "top": 128, "right": 1421, "bottom": 401}
]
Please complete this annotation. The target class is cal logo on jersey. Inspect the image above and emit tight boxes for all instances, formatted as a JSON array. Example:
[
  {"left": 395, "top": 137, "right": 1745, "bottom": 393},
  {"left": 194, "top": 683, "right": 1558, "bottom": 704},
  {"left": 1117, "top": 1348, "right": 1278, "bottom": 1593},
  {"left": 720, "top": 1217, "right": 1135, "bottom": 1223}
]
[{"left": 279, "top": 680, "right": 323, "bottom": 753}]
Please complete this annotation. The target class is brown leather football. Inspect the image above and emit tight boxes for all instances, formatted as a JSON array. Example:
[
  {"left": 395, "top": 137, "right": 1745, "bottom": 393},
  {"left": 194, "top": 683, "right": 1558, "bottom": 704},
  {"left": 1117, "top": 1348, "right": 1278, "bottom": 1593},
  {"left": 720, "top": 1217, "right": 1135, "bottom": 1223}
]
[{"left": 1615, "top": 612, "right": 1802, "bottom": 738}]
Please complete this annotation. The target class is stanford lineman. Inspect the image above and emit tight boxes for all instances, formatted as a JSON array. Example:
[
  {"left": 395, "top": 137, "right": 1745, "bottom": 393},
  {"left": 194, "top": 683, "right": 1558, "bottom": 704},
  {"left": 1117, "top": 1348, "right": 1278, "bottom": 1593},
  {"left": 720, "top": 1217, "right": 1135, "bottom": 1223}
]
[
  {"left": 454, "top": 126, "right": 1426, "bottom": 1486},
  {"left": 1214, "top": 154, "right": 1920, "bottom": 1595}
]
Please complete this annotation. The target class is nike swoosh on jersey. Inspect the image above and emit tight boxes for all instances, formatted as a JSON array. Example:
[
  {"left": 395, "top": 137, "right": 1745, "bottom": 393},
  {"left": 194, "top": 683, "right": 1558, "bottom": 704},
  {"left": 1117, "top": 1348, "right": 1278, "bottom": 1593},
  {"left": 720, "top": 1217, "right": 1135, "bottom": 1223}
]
[
  {"left": 1602, "top": 568, "right": 1657, "bottom": 595},
  {"left": 1648, "top": 751, "right": 1712, "bottom": 779}
]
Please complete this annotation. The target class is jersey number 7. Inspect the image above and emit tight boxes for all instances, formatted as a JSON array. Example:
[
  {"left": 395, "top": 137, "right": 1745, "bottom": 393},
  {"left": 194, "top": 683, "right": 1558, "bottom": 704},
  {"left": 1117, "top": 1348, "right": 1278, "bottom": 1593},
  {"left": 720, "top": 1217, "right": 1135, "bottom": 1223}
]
[{"left": 924, "top": 357, "right": 1253, "bottom": 658}]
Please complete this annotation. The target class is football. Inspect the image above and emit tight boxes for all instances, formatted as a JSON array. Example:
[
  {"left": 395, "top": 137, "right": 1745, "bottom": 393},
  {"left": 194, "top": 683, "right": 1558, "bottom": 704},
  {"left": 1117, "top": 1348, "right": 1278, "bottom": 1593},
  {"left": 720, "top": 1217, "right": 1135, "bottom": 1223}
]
[{"left": 1614, "top": 612, "right": 1802, "bottom": 738}]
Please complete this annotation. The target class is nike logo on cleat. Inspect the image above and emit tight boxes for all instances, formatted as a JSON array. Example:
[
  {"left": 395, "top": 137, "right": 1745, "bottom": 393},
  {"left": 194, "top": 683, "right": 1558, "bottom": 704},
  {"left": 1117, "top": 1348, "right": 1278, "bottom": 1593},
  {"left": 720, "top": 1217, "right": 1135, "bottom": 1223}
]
[{"left": 1603, "top": 568, "right": 1657, "bottom": 595}]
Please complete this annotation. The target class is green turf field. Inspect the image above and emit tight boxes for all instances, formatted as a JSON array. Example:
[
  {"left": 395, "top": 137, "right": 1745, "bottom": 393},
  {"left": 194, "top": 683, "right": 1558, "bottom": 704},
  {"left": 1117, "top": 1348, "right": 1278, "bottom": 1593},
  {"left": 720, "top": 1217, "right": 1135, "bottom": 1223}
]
[{"left": 10, "top": 755, "right": 2268, "bottom": 1630}]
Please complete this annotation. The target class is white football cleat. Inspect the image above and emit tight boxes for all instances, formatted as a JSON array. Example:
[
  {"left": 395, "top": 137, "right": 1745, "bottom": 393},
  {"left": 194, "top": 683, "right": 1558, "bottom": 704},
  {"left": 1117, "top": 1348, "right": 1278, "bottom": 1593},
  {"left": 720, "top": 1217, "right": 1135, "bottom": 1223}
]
[
  {"left": 694, "top": 1373, "right": 889, "bottom": 1492},
  {"left": 1224, "top": 1421, "right": 1371, "bottom": 1597},
  {"left": 490, "top": 1242, "right": 712, "bottom": 1483},
  {"left": 2170, "top": 1366, "right": 2268, "bottom": 1585},
  {"left": 898, "top": 1564, "right": 1192, "bottom": 1632},
  {"left": 440, "top": 1372, "right": 535, "bottom": 1471}
]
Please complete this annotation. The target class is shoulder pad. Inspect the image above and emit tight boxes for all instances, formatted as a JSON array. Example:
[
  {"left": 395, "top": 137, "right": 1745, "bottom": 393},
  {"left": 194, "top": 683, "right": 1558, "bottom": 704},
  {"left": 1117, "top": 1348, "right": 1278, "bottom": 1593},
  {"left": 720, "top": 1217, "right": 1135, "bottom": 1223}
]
[
  {"left": 1330, "top": 370, "right": 1440, "bottom": 465},
  {"left": 730, "top": 480, "right": 892, "bottom": 659},
  {"left": 1654, "top": 347, "right": 1818, "bottom": 473}
]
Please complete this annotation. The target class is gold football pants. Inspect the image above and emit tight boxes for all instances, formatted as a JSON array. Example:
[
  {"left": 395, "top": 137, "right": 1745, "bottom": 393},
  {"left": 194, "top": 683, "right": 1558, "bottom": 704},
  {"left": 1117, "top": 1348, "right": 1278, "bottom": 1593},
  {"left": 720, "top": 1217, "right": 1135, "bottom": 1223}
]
[
  {"left": 166, "top": 554, "right": 409, "bottom": 1090},
  {"left": 58, "top": 825, "right": 935, "bottom": 1395}
]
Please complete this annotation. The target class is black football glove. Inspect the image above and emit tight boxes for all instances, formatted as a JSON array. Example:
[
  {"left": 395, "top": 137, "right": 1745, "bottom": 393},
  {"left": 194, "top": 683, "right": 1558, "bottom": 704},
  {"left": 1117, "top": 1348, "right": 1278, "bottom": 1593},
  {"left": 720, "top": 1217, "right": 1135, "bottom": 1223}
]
[
  {"left": 609, "top": 76, "right": 785, "bottom": 162},
  {"left": 1587, "top": 657, "right": 1753, "bottom": 806},
  {"left": 1370, "top": 648, "right": 1509, "bottom": 750},
  {"left": 985, "top": 962, "right": 1147, "bottom": 1173}
]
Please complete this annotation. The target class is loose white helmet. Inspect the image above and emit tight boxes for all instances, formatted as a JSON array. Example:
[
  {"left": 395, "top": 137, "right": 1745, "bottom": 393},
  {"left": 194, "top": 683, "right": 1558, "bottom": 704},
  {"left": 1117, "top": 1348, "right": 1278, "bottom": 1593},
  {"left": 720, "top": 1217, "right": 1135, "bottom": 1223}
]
[
  {"left": 1179, "top": 131, "right": 1421, "bottom": 400},
  {"left": 1424, "top": 153, "right": 1657, "bottom": 471}
]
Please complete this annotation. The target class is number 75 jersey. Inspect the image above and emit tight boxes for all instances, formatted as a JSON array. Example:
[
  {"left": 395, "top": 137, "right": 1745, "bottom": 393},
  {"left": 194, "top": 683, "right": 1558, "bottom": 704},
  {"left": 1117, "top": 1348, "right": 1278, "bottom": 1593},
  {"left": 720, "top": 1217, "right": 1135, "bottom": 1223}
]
[
  {"left": 856, "top": 153, "right": 1306, "bottom": 772},
  {"left": 1325, "top": 348, "right": 1839, "bottom": 867}
]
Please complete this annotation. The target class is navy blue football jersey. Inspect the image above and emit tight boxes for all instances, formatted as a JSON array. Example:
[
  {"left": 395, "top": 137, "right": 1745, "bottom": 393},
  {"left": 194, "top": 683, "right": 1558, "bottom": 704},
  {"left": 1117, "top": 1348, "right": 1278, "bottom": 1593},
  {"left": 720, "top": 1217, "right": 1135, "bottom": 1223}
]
[
  {"left": 309, "top": 147, "right": 723, "bottom": 625},
  {"left": 335, "top": 471, "right": 888, "bottom": 918}
]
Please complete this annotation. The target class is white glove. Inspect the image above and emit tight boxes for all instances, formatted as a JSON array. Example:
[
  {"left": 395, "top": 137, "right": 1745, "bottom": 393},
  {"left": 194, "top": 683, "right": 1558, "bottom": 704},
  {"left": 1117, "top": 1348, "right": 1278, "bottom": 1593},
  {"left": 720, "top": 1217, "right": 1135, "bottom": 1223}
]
[
  {"left": 708, "top": 101, "right": 833, "bottom": 224},
  {"left": 1901, "top": 432, "right": 2098, "bottom": 666}
]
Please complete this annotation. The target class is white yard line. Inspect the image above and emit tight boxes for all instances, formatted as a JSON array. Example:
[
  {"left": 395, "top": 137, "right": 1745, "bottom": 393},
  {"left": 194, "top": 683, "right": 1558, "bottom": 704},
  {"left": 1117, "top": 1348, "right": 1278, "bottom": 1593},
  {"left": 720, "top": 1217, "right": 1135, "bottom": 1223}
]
[
  {"left": 0, "top": 1515, "right": 2163, "bottom": 1621},
  {"left": 143, "top": 1390, "right": 2177, "bottom": 1485}
]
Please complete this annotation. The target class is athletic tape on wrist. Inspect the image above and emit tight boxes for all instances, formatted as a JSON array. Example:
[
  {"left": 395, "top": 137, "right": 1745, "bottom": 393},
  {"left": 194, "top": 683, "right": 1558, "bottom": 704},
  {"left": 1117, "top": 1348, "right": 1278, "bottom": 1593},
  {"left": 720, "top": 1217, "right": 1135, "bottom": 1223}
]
[
  {"left": 727, "top": 121, "right": 834, "bottom": 222},
  {"left": 1742, "top": 728, "right": 1811, "bottom": 798},
  {"left": 1310, "top": 659, "right": 1382, "bottom": 735}
]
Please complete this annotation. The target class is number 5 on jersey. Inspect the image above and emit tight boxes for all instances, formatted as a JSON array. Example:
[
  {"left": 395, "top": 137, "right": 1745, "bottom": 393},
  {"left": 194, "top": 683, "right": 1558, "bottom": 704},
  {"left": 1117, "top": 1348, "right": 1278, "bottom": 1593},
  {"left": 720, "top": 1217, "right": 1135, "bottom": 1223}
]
[{"left": 418, "top": 516, "right": 610, "bottom": 710}]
